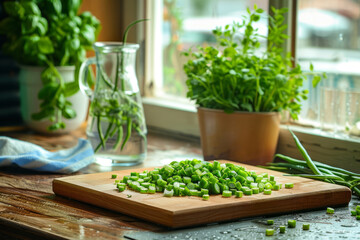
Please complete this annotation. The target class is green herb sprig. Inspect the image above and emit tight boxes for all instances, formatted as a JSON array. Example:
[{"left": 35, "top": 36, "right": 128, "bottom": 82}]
[
  {"left": 0, "top": 0, "right": 101, "bottom": 130},
  {"left": 183, "top": 5, "right": 325, "bottom": 120}
]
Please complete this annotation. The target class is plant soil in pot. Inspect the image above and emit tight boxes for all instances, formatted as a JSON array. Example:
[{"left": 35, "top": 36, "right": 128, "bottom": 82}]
[{"left": 198, "top": 107, "right": 280, "bottom": 165}]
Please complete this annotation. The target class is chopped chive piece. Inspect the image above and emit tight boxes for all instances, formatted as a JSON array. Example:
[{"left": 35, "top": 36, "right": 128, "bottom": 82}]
[
  {"left": 327, "top": 207, "right": 335, "bottom": 214},
  {"left": 164, "top": 189, "right": 174, "bottom": 197},
  {"left": 302, "top": 223, "right": 310, "bottom": 230},
  {"left": 351, "top": 210, "right": 356, "bottom": 216},
  {"left": 235, "top": 191, "right": 243, "bottom": 198},
  {"left": 190, "top": 189, "right": 199, "bottom": 196},
  {"left": 202, "top": 194, "right": 210, "bottom": 201},
  {"left": 252, "top": 187, "right": 259, "bottom": 194},
  {"left": 285, "top": 183, "right": 294, "bottom": 189},
  {"left": 201, "top": 188, "right": 209, "bottom": 196},
  {"left": 148, "top": 186, "right": 156, "bottom": 194},
  {"left": 130, "top": 176, "right": 139, "bottom": 181},
  {"left": 114, "top": 179, "right": 120, "bottom": 184},
  {"left": 264, "top": 182, "right": 272, "bottom": 190},
  {"left": 140, "top": 187, "right": 148, "bottom": 194},
  {"left": 288, "top": 220, "right": 296, "bottom": 228},
  {"left": 356, "top": 205, "right": 360, "bottom": 215},
  {"left": 157, "top": 179, "right": 167, "bottom": 187},
  {"left": 279, "top": 225, "right": 286, "bottom": 233},
  {"left": 243, "top": 188, "right": 253, "bottom": 195},
  {"left": 264, "top": 189, "right": 272, "bottom": 195},
  {"left": 273, "top": 184, "right": 280, "bottom": 191},
  {"left": 267, "top": 220, "right": 274, "bottom": 225},
  {"left": 118, "top": 185, "right": 125, "bottom": 192},
  {"left": 269, "top": 175, "right": 275, "bottom": 181},
  {"left": 155, "top": 185, "right": 164, "bottom": 192},
  {"left": 117, "top": 183, "right": 126, "bottom": 188},
  {"left": 222, "top": 190, "right": 232, "bottom": 198},
  {"left": 111, "top": 174, "right": 117, "bottom": 179},
  {"left": 265, "top": 229, "right": 274, "bottom": 236},
  {"left": 356, "top": 215, "right": 360, "bottom": 220}
]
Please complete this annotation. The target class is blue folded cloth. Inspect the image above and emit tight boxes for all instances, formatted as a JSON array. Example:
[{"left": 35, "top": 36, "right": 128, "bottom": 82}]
[{"left": 0, "top": 137, "right": 95, "bottom": 173}]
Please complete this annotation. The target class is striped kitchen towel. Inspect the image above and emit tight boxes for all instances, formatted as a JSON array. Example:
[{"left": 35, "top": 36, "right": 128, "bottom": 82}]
[{"left": 0, "top": 137, "right": 95, "bottom": 173}]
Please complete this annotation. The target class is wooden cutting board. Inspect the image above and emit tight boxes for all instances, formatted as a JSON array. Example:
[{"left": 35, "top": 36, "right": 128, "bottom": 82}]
[{"left": 52, "top": 160, "right": 351, "bottom": 228}]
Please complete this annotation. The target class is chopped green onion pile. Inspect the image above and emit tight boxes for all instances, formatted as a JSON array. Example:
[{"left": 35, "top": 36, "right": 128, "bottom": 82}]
[{"left": 112, "top": 159, "right": 291, "bottom": 199}]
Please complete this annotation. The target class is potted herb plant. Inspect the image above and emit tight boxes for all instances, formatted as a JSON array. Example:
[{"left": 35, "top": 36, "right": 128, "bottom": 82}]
[
  {"left": 0, "top": 0, "right": 100, "bottom": 133},
  {"left": 183, "top": 6, "right": 324, "bottom": 165}
]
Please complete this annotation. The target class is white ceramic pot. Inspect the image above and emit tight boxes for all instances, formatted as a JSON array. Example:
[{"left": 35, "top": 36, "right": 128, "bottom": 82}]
[{"left": 19, "top": 65, "right": 89, "bottom": 134}]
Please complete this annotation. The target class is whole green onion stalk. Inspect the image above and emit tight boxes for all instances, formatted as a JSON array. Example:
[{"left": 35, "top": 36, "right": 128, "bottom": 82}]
[
  {"left": 94, "top": 19, "right": 148, "bottom": 152},
  {"left": 259, "top": 129, "right": 360, "bottom": 198}
]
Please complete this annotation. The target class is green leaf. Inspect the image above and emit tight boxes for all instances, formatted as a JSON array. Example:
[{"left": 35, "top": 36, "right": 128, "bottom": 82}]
[
  {"left": 4, "top": 1, "right": 24, "bottom": 18},
  {"left": 36, "top": 17, "right": 48, "bottom": 36},
  {"left": 23, "top": 35, "right": 40, "bottom": 56},
  {"left": 41, "top": 67, "right": 57, "bottom": 84},
  {"left": 38, "top": 37, "right": 54, "bottom": 54},
  {"left": 48, "top": 122, "right": 66, "bottom": 131},
  {"left": 62, "top": 107, "right": 77, "bottom": 119},
  {"left": 64, "top": 81, "right": 80, "bottom": 97},
  {"left": 57, "top": 93, "right": 66, "bottom": 108},
  {"left": 309, "top": 63, "right": 314, "bottom": 71},
  {"left": 223, "top": 47, "right": 236, "bottom": 57},
  {"left": 79, "top": 25, "right": 95, "bottom": 45},
  {"left": 31, "top": 107, "right": 55, "bottom": 121},
  {"left": 21, "top": 15, "right": 40, "bottom": 35},
  {"left": 67, "top": 38, "right": 80, "bottom": 51},
  {"left": 38, "top": 82, "right": 59, "bottom": 100},
  {"left": 47, "top": 0, "right": 62, "bottom": 15},
  {"left": 62, "top": 0, "right": 82, "bottom": 16},
  {"left": 241, "top": 103, "right": 253, "bottom": 112},
  {"left": 22, "top": 2, "right": 41, "bottom": 16},
  {"left": 312, "top": 75, "right": 321, "bottom": 88}
]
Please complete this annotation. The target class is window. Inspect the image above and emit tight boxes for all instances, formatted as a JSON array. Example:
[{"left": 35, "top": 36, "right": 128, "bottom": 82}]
[
  {"left": 144, "top": 0, "right": 271, "bottom": 136},
  {"left": 143, "top": 0, "right": 360, "bottom": 141},
  {"left": 296, "top": 0, "right": 360, "bottom": 137}
]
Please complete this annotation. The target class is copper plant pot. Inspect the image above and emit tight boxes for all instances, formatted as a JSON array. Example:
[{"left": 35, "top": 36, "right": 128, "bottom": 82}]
[{"left": 197, "top": 107, "right": 281, "bottom": 166}]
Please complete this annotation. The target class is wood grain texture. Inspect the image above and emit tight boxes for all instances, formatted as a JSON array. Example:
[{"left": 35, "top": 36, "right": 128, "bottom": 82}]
[
  {"left": 0, "top": 130, "right": 201, "bottom": 239},
  {"left": 53, "top": 160, "right": 352, "bottom": 228}
]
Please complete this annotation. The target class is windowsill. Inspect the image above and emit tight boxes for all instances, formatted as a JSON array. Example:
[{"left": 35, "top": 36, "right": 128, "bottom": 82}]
[
  {"left": 143, "top": 97, "right": 360, "bottom": 172},
  {"left": 143, "top": 96, "right": 360, "bottom": 142}
]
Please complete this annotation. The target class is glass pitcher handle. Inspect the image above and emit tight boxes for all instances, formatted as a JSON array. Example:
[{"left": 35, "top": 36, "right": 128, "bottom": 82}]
[{"left": 79, "top": 57, "right": 96, "bottom": 98}]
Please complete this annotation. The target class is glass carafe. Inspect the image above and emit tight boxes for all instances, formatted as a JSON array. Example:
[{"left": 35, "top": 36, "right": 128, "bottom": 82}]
[{"left": 79, "top": 42, "right": 147, "bottom": 166}]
